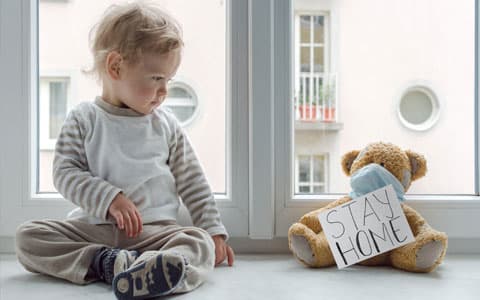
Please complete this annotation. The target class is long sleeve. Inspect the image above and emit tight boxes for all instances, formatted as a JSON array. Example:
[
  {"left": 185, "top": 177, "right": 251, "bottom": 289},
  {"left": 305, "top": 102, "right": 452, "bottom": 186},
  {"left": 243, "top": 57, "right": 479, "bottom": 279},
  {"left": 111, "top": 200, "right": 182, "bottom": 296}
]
[
  {"left": 52, "top": 111, "right": 122, "bottom": 221},
  {"left": 168, "top": 124, "right": 228, "bottom": 239}
]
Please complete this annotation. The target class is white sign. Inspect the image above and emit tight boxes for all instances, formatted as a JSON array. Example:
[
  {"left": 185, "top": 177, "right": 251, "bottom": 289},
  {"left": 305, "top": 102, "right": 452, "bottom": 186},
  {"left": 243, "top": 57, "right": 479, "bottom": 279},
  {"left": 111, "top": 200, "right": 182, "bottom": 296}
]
[{"left": 318, "top": 185, "right": 415, "bottom": 269}]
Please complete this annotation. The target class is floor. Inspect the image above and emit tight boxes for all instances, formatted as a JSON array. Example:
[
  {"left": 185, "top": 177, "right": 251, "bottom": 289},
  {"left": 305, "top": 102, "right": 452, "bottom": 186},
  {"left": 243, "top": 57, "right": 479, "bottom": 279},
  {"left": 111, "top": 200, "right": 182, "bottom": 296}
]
[{"left": 1, "top": 254, "right": 480, "bottom": 300}]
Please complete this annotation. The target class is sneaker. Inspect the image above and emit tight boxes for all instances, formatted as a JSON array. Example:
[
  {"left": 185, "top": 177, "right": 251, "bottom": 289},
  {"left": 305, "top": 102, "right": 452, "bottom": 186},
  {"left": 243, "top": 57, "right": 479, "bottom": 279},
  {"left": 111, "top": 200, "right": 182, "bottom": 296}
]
[
  {"left": 113, "top": 249, "right": 140, "bottom": 278},
  {"left": 112, "top": 251, "right": 186, "bottom": 300},
  {"left": 103, "top": 249, "right": 139, "bottom": 284}
]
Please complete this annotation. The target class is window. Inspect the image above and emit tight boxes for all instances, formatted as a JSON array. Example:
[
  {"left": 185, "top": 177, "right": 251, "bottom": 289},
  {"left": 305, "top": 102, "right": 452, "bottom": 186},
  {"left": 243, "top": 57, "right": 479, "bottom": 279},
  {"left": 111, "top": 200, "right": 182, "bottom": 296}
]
[
  {"left": 1, "top": 0, "right": 479, "bottom": 245},
  {"left": 163, "top": 81, "right": 199, "bottom": 126},
  {"left": 273, "top": 0, "right": 479, "bottom": 240},
  {"left": 398, "top": 85, "right": 440, "bottom": 131},
  {"left": 294, "top": 12, "right": 336, "bottom": 123},
  {"left": 292, "top": 0, "right": 475, "bottom": 196},
  {"left": 0, "top": 0, "right": 248, "bottom": 238},
  {"left": 39, "top": 76, "right": 70, "bottom": 149},
  {"left": 38, "top": 76, "right": 71, "bottom": 193},
  {"left": 295, "top": 154, "right": 328, "bottom": 194},
  {"left": 37, "top": 0, "right": 227, "bottom": 194},
  {"left": 298, "top": 15, "right": 325, "bottom": 73}
]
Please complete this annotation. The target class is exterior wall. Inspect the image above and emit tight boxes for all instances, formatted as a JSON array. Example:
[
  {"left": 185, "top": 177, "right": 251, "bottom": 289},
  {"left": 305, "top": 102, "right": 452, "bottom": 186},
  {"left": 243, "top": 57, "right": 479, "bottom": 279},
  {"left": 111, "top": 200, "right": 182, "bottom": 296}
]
[
  {"left": 296, "top": 0, "right": 475, "bottom": 195},
  {"left": 39, "top": 0, "right": 476, "bottom": 196},
  {"left": 38, "top": 0, "right": 226, "bottom": 193}
]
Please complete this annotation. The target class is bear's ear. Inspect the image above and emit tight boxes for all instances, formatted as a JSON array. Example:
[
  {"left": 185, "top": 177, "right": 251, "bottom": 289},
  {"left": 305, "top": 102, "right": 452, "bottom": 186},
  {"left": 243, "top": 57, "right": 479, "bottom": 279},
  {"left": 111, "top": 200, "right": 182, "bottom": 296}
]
[
  {"left": 406, "top": 150, "right": 427, "bottom": 180},
  {"left": 342, "top": 150, "right": 360, "bottom": 176}
]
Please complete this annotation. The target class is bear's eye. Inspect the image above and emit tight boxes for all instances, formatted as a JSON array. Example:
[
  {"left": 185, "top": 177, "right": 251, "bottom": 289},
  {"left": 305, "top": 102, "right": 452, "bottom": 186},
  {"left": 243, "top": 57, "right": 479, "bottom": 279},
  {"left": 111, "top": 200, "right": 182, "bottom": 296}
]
[{"left": 380, "top": 162, "right": 385, "bottom": 167}]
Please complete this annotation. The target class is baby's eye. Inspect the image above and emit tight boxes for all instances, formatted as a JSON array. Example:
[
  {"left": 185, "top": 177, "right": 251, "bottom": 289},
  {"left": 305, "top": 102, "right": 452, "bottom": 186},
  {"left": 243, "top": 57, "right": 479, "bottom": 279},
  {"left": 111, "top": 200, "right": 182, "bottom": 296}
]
[{"left": 152, "top": 76, "right": 164, "bottom": 81}]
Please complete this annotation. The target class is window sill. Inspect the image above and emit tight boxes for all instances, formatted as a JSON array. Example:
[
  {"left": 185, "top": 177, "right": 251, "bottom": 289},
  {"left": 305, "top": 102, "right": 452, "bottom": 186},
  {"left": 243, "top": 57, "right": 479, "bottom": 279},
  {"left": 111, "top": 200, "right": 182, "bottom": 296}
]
[
  {"left": 294, "top": 120, "right": 344, "bottom": 131},
  {"left": 279, "top": 194, "right": 480, "bottom": 240},
  {"left": 287, "top": 194, "right": 480, "bottom": 208}
]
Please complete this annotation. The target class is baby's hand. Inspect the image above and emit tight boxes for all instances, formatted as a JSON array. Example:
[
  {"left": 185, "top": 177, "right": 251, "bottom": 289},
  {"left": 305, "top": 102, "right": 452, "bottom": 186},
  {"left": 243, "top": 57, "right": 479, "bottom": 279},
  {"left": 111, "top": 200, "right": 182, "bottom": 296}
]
[
  {"left": 212, "top": 235, "right": 234, "bottom": 267},
  {"left": 108, "top": 192, "right": 143, "bottom": 238}
]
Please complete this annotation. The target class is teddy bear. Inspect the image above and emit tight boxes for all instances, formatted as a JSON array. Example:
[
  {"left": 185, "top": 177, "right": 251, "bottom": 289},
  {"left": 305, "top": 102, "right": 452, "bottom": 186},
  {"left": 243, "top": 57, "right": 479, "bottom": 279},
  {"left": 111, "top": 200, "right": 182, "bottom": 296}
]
[{"left": 288, "top": 142, "right": 448, "bottom": 272}]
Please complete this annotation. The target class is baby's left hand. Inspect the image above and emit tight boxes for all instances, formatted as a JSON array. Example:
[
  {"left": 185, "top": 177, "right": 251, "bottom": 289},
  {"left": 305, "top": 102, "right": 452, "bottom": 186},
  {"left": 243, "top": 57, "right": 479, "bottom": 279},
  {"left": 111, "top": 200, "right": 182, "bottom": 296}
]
[{"left": 212, "top": 235, "right": 234, "bottom": 267}]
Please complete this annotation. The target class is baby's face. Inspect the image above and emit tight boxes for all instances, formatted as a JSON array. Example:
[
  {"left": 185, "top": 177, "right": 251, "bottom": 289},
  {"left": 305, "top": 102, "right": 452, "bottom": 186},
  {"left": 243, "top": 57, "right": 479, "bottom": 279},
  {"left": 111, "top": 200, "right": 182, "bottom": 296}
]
[{"left": 117, "top": 49, "right": 181, "bottom": 115}]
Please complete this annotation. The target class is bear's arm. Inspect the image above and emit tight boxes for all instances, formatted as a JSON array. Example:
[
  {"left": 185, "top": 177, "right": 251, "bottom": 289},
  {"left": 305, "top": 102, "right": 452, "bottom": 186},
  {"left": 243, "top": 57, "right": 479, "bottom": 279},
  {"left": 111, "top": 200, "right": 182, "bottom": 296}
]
[{"left": 401, "top": 203, "right": 427, "bottom": 235}]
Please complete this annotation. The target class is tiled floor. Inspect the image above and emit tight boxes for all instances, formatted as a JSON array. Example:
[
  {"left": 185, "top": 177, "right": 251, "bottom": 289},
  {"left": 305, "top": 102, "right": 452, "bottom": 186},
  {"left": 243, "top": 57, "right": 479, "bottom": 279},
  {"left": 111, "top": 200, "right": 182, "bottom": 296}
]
[{"left": 1, "top": 254, "right": 480, "bottom": 300}]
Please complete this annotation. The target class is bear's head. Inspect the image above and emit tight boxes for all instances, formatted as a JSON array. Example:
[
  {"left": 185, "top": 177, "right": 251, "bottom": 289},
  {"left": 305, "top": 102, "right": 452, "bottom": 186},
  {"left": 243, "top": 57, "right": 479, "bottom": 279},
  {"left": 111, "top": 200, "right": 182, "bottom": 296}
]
[{"left": 341, "top": 142, "right": 427, "bottom": 199}]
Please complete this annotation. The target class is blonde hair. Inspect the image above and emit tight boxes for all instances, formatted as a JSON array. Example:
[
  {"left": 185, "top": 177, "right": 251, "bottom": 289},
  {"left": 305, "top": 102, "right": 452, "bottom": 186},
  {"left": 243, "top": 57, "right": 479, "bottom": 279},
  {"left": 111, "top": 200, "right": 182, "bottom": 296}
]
[{"left": 88, "top": 1, "right": 183, "bottom": 79}]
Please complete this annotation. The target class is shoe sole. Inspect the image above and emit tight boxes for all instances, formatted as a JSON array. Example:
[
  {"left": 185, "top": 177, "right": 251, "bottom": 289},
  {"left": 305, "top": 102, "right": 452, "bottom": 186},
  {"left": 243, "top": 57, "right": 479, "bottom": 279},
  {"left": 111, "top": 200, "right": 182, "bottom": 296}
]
[
  {"left": 114, "top": 250, "right": 139, "bottom": 278},
  {"left": 112, "top": 253, "right": 185, "bottom": 300}
]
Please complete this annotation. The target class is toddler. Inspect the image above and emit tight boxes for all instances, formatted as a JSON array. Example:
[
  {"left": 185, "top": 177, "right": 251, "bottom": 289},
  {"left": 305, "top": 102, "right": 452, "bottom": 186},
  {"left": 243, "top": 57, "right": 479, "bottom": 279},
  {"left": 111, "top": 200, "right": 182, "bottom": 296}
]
[{"left": 16, "top": 2, "right": 234, "bottom": 300}]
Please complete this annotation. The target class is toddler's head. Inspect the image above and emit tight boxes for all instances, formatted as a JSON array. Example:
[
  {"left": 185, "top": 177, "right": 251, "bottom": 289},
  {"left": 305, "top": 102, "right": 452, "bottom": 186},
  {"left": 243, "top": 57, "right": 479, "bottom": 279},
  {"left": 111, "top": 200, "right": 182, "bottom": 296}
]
[
  {"left": 90, "top": 1, "right": 183, "bottom": 79},
  {"left": 89, "top": 2, "right": 184, "bottom": 114}
]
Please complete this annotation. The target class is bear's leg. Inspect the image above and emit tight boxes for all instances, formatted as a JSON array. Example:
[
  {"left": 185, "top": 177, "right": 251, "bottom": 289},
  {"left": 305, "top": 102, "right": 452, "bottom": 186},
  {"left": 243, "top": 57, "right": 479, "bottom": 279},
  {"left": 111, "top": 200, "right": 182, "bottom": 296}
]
[
  {"left": 390, "top": 224, "right": 447, "bottom": 273},
  {"left": 288, "top": 223, "right": 335, "bottom": 267}
]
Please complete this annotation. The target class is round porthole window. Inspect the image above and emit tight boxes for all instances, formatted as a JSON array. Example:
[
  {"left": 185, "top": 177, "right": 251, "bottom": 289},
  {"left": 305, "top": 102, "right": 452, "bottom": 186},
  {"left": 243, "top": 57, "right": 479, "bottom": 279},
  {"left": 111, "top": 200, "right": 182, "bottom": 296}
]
[
  {"left": 397, "top": 85, "right": 440, "bottom": 131},
  {"left": 163, "top": 81, "right": 199, "bottom": 126}
]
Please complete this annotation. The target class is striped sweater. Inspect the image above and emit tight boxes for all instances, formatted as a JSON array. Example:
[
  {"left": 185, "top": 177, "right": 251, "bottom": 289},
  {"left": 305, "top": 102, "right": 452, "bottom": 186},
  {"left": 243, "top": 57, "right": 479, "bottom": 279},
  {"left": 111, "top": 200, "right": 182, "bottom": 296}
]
[{"left": 53, "top": 97, "right": 228, "bottom": 238}]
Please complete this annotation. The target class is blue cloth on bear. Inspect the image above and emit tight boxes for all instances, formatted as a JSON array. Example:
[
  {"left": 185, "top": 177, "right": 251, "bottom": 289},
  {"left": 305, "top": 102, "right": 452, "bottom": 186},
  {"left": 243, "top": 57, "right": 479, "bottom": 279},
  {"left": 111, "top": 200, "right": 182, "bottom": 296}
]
[{"left": 349, "top": 163, "right": 406, "bottom": 201}]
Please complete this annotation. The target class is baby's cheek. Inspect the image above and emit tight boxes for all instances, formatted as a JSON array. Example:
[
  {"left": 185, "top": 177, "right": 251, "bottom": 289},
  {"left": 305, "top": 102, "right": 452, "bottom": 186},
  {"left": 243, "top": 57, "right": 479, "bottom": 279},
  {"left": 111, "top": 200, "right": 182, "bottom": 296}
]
[
  {"left": 137, "top": 85, "right": 152, "bottom": 95},
  {"left": 137, "top": 88, "right": 156, "bottom": 100}
]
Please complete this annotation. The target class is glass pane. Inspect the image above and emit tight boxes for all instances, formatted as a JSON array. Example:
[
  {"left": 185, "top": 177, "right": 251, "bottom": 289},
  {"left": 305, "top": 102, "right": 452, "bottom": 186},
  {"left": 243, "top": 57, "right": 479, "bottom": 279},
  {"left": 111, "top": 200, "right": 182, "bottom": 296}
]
[
  {"left": 293, "top": 0, "right": 475, "bottom": 195},
  {"left": 299, "top": 185, "right": 311, "bottom": 193},
  {"left": 313, "top": 185, "right": 324, "bottom": 193},
  {"left": 300, "top": 46, "right": 310, "bottom": 72},
  {"left": 313, "top": 16, "right": 324, "bottom": 43},
  {"left": 399, "top": 90, "right": 434, "bottom": 125},
  {"left": 164, "top": 83, "right": 198, "bottom": 123},
  {"left": 164, "top": 105, "right": 196, "bottom": 123},
  {"left": 168, "top": 86, "right": 190, "bottom": 98},
  {"left": 299, "top": 76, "right": 312, "bottom": 105},
  {"left": 49, "top": 81, "right": 68, "bottom": 139},
  {"left": 313, "top": 76, "right": 323, "bottom": 106},
  {"left": 313, "top": 156, "right": 325, "bottom": 182},
  {"left": 300, "top": 15, "right": 310, "bottom": 43},
  {"left": 38, "top": 0, "right": 228, "bottom": 194},
  {"left": 313, "top": 46, "right": 324, "bottom": 73},
  {"left": 298, "top": 156, "right": 310, "bottom": 182}
]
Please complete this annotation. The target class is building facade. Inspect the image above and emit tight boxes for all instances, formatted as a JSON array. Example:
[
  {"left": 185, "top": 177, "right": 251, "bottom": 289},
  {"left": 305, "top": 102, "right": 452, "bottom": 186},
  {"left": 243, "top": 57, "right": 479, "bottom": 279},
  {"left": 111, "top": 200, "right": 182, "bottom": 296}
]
[{"left": 38, "top": 0, "right": 475, "bottom": 197}]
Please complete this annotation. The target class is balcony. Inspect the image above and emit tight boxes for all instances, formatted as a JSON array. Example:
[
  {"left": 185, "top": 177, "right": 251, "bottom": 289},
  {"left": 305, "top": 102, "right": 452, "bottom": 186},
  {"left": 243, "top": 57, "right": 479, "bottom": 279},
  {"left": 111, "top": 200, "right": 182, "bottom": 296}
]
[{"left": 294, "top": 73, "right": 343, "bottom": 131}]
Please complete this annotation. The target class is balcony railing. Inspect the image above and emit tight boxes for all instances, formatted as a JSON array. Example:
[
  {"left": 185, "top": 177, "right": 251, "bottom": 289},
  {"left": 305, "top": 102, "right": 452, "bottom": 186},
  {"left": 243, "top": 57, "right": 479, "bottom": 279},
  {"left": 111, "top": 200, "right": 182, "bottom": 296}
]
[{"left": 294, "top": 73, "right": 337, "bottom": 122}]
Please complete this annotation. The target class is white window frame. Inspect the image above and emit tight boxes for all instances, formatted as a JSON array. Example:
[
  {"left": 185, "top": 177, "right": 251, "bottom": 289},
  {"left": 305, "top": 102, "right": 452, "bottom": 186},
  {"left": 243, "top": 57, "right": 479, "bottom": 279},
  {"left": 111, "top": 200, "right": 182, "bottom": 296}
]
[
  {"left": 273, "top": 0, "right": 480, "bottom": 252},
  {"left": 1, "top": 0, "right": 480, "bottom": 253},
  {"left": 0, "top": 0, "right": 249, "bottom": 242}
]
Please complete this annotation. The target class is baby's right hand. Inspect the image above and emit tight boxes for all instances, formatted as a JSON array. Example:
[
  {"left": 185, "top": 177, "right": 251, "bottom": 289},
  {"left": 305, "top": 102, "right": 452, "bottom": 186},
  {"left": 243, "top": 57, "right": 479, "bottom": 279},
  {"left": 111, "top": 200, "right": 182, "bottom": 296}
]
[{"left": 108, "top": 192, "right": 143, "bottom": 238}]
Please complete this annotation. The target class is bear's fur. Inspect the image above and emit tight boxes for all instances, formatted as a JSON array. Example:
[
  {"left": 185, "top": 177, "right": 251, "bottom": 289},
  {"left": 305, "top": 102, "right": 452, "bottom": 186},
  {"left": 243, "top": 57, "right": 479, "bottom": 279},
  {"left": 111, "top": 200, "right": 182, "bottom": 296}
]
[{"left": 288, "top": 142, "right": 447, "bottom": 272}]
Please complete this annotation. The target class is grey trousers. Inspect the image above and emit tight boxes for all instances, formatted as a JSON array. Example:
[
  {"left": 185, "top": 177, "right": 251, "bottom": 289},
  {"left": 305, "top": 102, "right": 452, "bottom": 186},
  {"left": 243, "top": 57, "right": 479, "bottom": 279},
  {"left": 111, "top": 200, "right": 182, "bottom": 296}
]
[{"left": 15, "top": 219, "right": 215, "bottom": 293}]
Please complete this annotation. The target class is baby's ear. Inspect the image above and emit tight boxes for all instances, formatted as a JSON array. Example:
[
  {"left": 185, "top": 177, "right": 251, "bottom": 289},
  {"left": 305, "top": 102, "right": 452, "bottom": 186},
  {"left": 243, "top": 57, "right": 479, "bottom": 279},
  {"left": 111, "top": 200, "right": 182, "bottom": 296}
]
[
  {"left": 105, "top": 51, "right": 123, "bottom": 80},
  {"left": 342, "top": 150, "right": 360, "bottom": 176},
  {"left": 406, "top": 150, "right": 427, "bottom": 180}
]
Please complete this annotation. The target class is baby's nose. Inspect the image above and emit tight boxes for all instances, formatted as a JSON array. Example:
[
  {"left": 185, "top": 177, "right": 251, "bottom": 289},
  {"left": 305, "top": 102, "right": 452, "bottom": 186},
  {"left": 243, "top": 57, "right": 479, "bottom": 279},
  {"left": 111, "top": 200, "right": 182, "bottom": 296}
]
[{"left": 157, "top": 85, "right": 167, "bottom": 96}]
